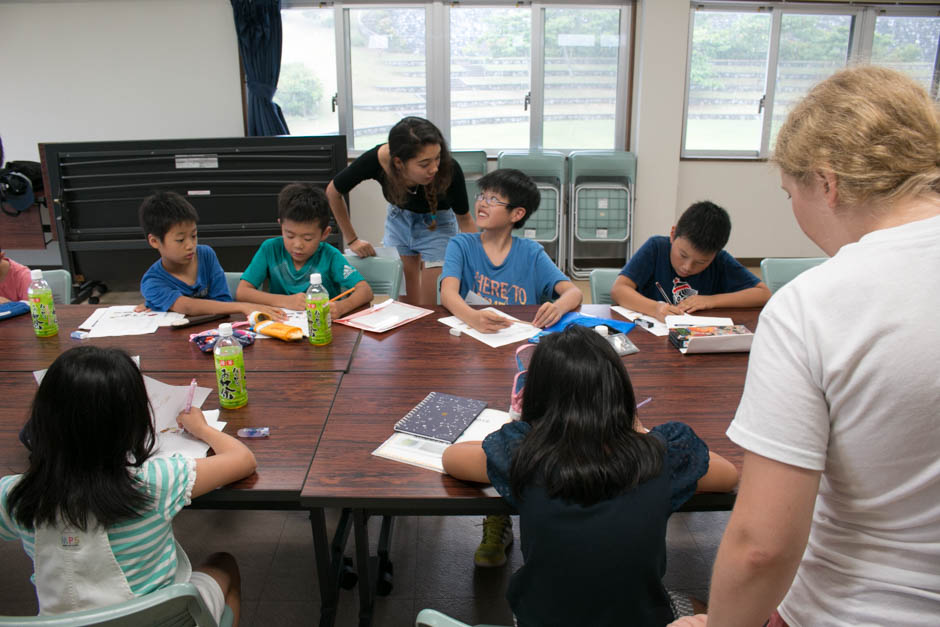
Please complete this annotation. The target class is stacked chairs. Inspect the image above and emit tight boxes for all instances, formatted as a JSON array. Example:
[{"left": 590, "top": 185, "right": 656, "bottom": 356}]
[
  {"left": 567, "top": 150, "right": 636, "bottom": 280},
  {"left": 496, "top": 150, "right": 567, "bottom": 268}
]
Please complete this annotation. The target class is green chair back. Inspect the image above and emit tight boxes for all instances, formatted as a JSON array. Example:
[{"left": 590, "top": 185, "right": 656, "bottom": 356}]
[
  {"left": 344, "top": 255, "right": 403, "bottom": 298},
  {"left": 42, "top": 269, "right": 72, "bottom": 305},
  {"left": 590, "top": 268, "right": 621, "bottom": 305},
  {"left": 223, "top": 272, "right": 241, "bottom": 300},
  {"left": 0, "top": 583, "right": 232, "bottom": 627},
  {"left": 452, "top": 150, "right": 488, "bottom": 218},
  {"left": 759, "top": 257, "right": 827, "bottom": 293}
]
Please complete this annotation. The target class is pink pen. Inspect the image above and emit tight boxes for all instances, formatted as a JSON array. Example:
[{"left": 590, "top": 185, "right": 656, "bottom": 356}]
[
  {"left": 184, "top": 378, "right": 198, "bottom": 412},
  {"left": 636, "top": 397, "right": 653, "bottom": 410}
]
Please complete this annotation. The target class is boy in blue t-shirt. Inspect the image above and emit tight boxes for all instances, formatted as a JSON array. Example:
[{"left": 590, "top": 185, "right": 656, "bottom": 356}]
[
  {"left": 611, "top": 201, "right": 770, "bottom": 321},
  {"left": 139, "top": 191, "right": 282, "bottom": 318},
  {"left": 236, "top": 183, "right": 372, "bottom": 318},
  {"left": 441, "top": 168, "right": 582, "bottom": 333}
]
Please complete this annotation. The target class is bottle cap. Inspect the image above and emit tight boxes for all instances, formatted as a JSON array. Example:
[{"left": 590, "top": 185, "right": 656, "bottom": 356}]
[
  {"left": 594, "top": 325, "right": 609, "bottom": 336},
  {"left": 30, "top": 269, "right": 43, "bottom": 280},
  {"left": 218, "top": 322, "right": 233, "bottom": 336},
  {"left": 309, "top": 273, "right": 322, "bottom": 284}
]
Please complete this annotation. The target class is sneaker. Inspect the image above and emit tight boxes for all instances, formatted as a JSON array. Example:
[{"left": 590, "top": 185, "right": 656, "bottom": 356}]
[{"left": 474, "top": 514, "right": 513, "bottom": 567}]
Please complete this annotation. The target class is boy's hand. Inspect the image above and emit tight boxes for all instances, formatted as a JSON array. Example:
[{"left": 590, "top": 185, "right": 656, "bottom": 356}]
[
  {"left": 178, "top": 406, "right": 210, "bottom": 437},
  {"left": 134, "top": 302, "right": 150, "bottom": 313},
  {"left": 349, "top": 238, "right": 376, "bottom": 258},
  {"left": 241, "top": 302, "right": 287, "bottom": 321},
  {"left": 532, "top": 302, "right": 562, "bottom": 328},
  {"left": 470, "top": 309, "right": 513, "bottom": 334},
  {"left": 0, "top": 296, "right": 9, "bottom": 304},
  {"left": 283, "top": 293, "right": 307, "bottom": 312},
  {"left": 678, "top": 294, "right": 714, "bottom": 313},
  {"left": 654, "top": 301, "right": 684, "bottom": 321}
]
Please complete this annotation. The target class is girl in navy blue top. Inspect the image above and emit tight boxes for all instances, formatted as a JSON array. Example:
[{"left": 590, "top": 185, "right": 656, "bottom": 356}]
[{"left": 443, "top": 325, "right": 738, "bottom": 626}]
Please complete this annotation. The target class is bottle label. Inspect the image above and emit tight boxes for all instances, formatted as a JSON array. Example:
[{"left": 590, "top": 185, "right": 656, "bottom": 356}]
[
  {"left": 29, "top": 290, "right": 58, "bottom": 337},
  {"left": 306, "top": 298, "right": 332, "bottom": 346},
  {"left": 214, "top": 349, "right": 248, "bottom": 409}
]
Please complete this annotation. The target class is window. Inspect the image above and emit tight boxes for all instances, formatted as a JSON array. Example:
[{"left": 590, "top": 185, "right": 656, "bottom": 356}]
[
  {"left": 683, "top": 3, "right": 940, "bottom": 159},
  {"left": 279, "top": 2, "right": 633, "bottom": 154}
]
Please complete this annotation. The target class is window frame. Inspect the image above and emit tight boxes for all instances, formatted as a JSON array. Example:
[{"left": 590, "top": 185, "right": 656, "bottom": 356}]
[
  {"left": 681, "top": 1, "right": 940, "bottom": 160},
  {"left": 281, "top": 1, "right": 634, "bottom": 156}
]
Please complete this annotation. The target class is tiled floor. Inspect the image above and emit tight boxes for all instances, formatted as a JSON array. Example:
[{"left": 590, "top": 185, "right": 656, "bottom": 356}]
[
  {"left": 1, "top": 276, "right": 745, "bottom": 624},
  {"left": 0, "top": 508, "right": 731, "bottom": 625}
]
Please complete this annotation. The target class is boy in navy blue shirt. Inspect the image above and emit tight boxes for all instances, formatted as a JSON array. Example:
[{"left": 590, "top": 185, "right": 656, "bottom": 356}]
[
  {"left": 611, "top": 201, "right": 770, "bottom": 321},
  {"left": 139, "top": 191, "right": 282, "bottom": 318},
  {"left": 441, "top": 168, "right": 582, "bottom": 333}
]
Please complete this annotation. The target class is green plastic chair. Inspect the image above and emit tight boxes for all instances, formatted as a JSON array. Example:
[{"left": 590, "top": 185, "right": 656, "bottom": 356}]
[
  {"left": 42, "top": 269, "right": 72, "bottom": 305},
  {"left": 759, "top": 257, "right": 827, "bottom": 293},
  {"left": 223, "top": 272, "right": 242, "bottom": 300},
  {"left": 452, "top": 150, "right": 488, "bottom": 218},
  {"left": 415, "top": 608, "right": 507, "bottom": 627},
  {"left": 0, "top": 583, "right": 232, "bottom": 626},
  {"left": 344, "top": 254, "right": 403, "bottom": 298},
  {"left": 589, "top": 268, "right": 621, "bottom": 305}
]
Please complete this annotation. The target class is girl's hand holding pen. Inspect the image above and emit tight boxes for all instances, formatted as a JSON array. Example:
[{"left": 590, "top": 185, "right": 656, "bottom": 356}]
[{"left": 177, "top": 406, "right": 210, "bottom": 438}]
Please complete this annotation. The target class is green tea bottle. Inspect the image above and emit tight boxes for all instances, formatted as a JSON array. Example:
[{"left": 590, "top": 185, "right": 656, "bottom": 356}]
[
  {"left": 305, "top": 272, "right": 332, "bottom": 346},
  {"left": 27, "top": 269, "right": 58, "bottom": 338},
  {"left": 214, "top": 323, "right": 247, "bottom": 409}
]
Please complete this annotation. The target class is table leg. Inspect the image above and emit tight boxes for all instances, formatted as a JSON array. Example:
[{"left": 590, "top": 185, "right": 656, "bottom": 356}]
[
  {"left": 353, "top": 509, "right": 375, "bottom": 626},
  {"left": 310, "top": 508, "right": 339, "bottom": 627}
]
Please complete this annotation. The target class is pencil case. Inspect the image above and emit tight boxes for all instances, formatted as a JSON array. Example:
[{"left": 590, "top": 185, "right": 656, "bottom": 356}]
[
  {"left": 248, "top": 311, "right": 303, "bottom": 341},
  {"left": 0, "top": 301, "right": 30, "bottom": 321},
  {"left": 189, "top": 326, "right": 255, "bottom": 353}
]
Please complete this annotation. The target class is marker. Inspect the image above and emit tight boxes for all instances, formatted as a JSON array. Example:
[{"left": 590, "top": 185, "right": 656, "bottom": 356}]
[
  {"left": 655, "top": 282, "right": 672, "bottom": 304},
  {"left": 184, "top": 378, "right": 197, "bottom": 412},
  {"left": 636, "top": 397, "right": 653, "bottom": 409}
]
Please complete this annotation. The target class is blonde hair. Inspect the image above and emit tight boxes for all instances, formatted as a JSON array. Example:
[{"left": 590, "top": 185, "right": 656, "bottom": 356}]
[{"left": 773, "top": 65, "right": 940, "bottom": 209}]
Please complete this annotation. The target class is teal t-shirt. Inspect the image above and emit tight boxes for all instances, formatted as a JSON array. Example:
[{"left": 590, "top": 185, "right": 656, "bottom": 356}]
[{"left": 241, "top": 238, "right": 364, "bottom": 298}]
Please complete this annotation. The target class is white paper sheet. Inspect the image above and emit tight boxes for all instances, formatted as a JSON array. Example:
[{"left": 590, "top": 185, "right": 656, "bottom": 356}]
[
  {"left": 438, "top": 308, "right": 540, "bottom": 348},
  {"left": 372, "top": 409, "right": 512, "bottom": 473},
  {"left": 284, "top": 309, "right": 310, "bottom": 337},
  {"left": 79, "top": 306, "right": 185, "bottom": 337},
  {"left": 665, "top": 314, "right": 734, "bottom": 329},
  {"left": 336, "top": 299, "right": 433, "bottom": 333},
  {"left": 611, "top": 305, "right": 669, "bottom": 337}
]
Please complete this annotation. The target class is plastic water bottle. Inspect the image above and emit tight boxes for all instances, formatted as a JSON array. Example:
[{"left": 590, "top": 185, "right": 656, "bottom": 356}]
[
  {"left": 214, "top": 323, "right": 247, "bottom": 409},
  {"left": 305, "top": 273, "right": 332, "bottom": 346},
  {"left": 27, "top": 269, "right": 58, "bottom": 338}
]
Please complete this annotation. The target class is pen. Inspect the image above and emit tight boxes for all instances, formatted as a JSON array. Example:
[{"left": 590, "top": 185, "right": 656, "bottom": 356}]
[
  {"left": 184, "top": 378, "right": 197, "bottom": 413},
  {"left": 655, "top": 282, "right": 672, "bottom": 304},
  {"left": 328, "top": 286, "right": 356, "bottom": 303},
  {"left": 636, "top": 397, "right": 653, "bottom": 409}
]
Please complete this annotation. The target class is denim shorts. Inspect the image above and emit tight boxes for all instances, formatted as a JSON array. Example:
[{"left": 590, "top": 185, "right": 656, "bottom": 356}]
[{"left": 382, "top": 204, "right": 458, "bottom": 264}]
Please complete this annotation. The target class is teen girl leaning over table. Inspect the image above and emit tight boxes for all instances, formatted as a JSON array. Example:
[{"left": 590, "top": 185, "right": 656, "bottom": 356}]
[
  {"left": 326, "top": 116, "right": 476, "bottom": 305},
  {"left": 443, "top": 325, "right": 739, "bottom": 626}
]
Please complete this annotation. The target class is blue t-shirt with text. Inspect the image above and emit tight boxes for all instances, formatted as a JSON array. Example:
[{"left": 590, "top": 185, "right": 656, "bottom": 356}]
[
  {"left": 620, "top": 236, "right": 759, "bottom": 305},
  {"left": 442, "top": 233, "right": 569, "bottom": 305},
  {"left": 140, "top": 244, "right": 231, "bottom": 312}
]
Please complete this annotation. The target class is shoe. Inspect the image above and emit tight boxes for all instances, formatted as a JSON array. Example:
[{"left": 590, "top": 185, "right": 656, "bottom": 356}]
[{"left": 474, "top": 514, "right": 513, "bottom": 567}]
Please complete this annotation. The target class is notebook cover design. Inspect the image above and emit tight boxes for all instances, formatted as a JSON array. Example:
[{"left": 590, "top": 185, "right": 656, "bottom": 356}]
[{"left": 393, "top": 392, "right": 488, "bottom": 444}]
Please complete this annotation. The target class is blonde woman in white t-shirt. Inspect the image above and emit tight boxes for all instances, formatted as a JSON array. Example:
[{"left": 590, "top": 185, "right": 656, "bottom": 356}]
[{"left": 672, "top": 66, "right": 940, "bottom": 627}]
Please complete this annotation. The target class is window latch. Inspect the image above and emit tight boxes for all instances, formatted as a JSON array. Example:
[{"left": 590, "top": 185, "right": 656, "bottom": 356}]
[
  {"left": 758, "top": 94, "right": 766, "bottom": 114},
  {"left": 331, "top": 93, "right": 338, "bottom": 113},
  {"left": 524, "top": 91, "right": 531, "bottom": 111}
]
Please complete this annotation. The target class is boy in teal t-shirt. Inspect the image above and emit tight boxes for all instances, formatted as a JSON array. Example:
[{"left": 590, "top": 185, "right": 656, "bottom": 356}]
[{"left": 237, "top": 183, "right": 372, "bottom": 318}]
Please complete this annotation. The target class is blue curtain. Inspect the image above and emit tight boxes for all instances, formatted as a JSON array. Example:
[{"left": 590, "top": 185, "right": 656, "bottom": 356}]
[{"left": 230, "top": 0, "right": 290, "bottom": 136}]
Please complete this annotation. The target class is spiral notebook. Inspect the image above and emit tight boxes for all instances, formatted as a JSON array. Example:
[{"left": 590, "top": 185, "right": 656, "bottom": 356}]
[{"left": 394, "top": 392, "right": 488, "bottom": 444}]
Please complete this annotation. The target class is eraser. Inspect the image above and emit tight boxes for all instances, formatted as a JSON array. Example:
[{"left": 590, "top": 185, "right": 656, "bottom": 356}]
[
  {"left": 449, "top": 327, "right": 462, "bottom": 337},
  {"left": 70, "top": 330, "right": 89, "bottom": 340},
  {"left": 593, "top": 325, "right": 609, "bottom": 336}
]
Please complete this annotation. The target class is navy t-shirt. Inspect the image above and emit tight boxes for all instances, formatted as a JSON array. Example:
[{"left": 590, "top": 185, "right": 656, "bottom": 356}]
[
  {"left": 620, "top": 235, "right": 759, "bottom": 305},
  {"left": 483, "top": 421, "right": 709, "bottom": 627}
]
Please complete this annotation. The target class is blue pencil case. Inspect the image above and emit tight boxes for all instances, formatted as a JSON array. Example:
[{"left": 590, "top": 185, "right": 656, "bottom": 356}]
[
  {"left": 0, "top": 301, "right": 29, "bottom": 321},
  {"left": 528, "top": 312, "right": 636, "bottom": 343}
]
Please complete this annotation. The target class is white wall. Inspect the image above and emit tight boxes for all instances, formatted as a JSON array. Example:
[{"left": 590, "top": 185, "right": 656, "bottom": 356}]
[
  {"left": 0, "top": 0, "right": 244, "bottom": 162},
  {"left": 633, "top": 0, "right": 821, "bottom": 259}
]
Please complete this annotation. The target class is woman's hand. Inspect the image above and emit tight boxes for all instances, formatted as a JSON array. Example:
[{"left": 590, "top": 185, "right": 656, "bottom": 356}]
[{"left": 348, "top": 238, "right": 376, "bottom": 258}]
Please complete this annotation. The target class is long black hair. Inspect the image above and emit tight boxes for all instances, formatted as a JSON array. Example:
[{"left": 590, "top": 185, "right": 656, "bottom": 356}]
[
  {"left": 386, "top": 116, "right": 453, "bottom": 210},
  {"left": 510, "top": 325, "right": 664, "bottom": 506},
  {"left": 8, "top": 346, "right": 156, "bottom": 530}
]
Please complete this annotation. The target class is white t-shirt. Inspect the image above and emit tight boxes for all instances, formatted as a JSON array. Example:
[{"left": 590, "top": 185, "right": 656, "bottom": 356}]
[{"left": 728, "top": 213, "right": 940, "bottom": 626}]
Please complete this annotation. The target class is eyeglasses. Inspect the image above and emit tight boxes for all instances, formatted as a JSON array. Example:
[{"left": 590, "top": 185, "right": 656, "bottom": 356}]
[{"left": 475, "top": 193, "right": 510, "bottom": 208}]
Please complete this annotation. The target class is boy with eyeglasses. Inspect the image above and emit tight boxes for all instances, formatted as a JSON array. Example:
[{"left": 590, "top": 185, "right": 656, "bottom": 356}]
[
  {"left": 440, "top": 168, "right": 582, "bottom": 569},
  {"left": 441, "top": 168, "right": 582, "bottom": 334}
]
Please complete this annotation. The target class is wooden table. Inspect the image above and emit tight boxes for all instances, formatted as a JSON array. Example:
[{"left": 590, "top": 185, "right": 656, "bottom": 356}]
[
  {"left": 301, "top": 304, "right": 759, "bottom": 624},
  {"left": 0, "top": 305, "right": 362, "bottom": 373}
]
